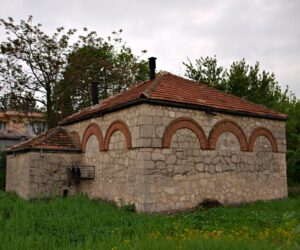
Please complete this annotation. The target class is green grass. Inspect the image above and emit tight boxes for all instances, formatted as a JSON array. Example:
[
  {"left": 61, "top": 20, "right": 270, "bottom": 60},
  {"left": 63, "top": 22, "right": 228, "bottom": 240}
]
[{"left": 0, "top": 190, "right": 299, "bottom": 250}]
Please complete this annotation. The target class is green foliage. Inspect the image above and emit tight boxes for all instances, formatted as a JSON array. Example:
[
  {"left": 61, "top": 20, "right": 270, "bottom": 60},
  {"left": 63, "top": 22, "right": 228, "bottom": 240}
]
[
  {"left": 184, "top": 56, "right": 295, "bottom": 111},
  {"left": 55, "top": 31, "right": 148, "bottom": 118},
  {"left": 120, "top": 201, "right": 136, "bottom": 213},
  {"left": 282, "top": 211, "right": 300, "bottom": 249},
  {"left": 184, "top": 56, "right": 300, "bottom": 182},
  {"left": 226, "top": 59, "right": 285, "bottom": 109},
  {"left": 285, "top": 101, "right": 300, "bottom": 151},
  {"left": 0, "top": 16, "right": 76, "bottom": 127},
  {"left": 0, "top": 191, "right": 299, "bottom": 249},
  {"left": 0, "top": 16, "right": 148, "bottom": 127},
  {"left": 183, "top": 56, "right": 226, "bottom": 91},
  {"left": 287, "top": 149, "right": 300, "bottom": 183},
  {"left": 0, "top": 92, "right": 37, "bottom": 112}
]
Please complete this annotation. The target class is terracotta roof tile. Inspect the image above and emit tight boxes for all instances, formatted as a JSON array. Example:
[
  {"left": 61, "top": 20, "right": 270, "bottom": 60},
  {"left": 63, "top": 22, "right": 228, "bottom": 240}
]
[
  {"left": 10, "top": 126, "right": 81, "bottom": 151},
  {"left": 60, "top": 73, "right": 287, "bottom": 125}
]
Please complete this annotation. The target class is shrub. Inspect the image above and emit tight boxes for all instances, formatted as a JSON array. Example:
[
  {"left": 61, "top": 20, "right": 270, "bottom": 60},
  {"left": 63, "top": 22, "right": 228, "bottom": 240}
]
[
  {"left": 287, "top": 149, "right": 300, "bottom": 184},
  {"left": 119, "top": 199, "right": 136, "bottom": 212}
]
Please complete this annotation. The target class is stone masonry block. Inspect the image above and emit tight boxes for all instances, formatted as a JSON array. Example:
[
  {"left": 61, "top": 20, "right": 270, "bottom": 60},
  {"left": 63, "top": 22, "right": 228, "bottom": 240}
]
[{"left": 140, "top": 125, "right": 155, "bottom": 138}]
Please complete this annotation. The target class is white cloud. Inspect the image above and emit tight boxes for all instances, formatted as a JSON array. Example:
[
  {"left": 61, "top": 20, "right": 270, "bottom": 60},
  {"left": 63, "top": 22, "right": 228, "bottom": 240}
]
[{"left": 0, "top": 0, "right": 299, "bottom": 97}]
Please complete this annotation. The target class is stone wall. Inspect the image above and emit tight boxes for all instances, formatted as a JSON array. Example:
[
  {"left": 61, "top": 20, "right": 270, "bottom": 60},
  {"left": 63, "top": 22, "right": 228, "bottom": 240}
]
[
  {"left": 78, "top": 132, "right": 146, "bottom": 210},
  {"left": 135, "top": 104, "right": 287, "bottom": 212},
  {"left": 6, "top": 153, "right": 30, "bottom": 198},
  {"left": 139, "top": 133, "right": 286, "bottom": 212},
  {"left": 64, "top": 105, "right": 147, "bottom": 209},
  {"left": 6, "top": 151, "right": 82, "bottom": 198},
  {"left": 65, "top": 105, "right": 141, "bottom": 148},
  {"left": 63, "top": 103, "right": 287, "bottom": 212}
]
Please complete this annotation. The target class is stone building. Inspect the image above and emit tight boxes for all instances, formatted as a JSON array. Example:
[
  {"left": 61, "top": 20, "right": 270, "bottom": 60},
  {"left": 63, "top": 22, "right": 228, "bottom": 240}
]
[
  {"left": 0, "top": 110, "right": 46, "bottom": 150},
  {"left": 6, "top": 62, "right": 288, "bottom": 212}
]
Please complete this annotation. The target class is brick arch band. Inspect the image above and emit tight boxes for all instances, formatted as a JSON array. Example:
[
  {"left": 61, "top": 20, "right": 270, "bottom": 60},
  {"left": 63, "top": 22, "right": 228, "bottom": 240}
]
[
  {"left": 162, "top": 117, "right": 207, "bottom": 149},
  {"left": 82, "top": 123, "right": 104, "bottom": 152},
  {"left": 103, "top": 120, "right": 132, "bottom": 150},
  {"left": 248, "top": 127, "right": 278, "bottom": 152},
  {"left": 208, "top": 119, "right": 248, "bottom": 151}
]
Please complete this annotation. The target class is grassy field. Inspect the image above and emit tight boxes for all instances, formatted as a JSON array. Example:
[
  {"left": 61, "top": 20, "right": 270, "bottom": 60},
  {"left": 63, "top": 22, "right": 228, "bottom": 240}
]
[{"left": 0, "top": 190, "right": 299, "bottom": 250}]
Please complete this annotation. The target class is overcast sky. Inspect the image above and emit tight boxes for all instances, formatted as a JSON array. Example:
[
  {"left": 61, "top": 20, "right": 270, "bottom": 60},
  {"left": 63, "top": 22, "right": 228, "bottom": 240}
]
[{"left": 1, "top": 0, "right": 299, "bottom": 97}]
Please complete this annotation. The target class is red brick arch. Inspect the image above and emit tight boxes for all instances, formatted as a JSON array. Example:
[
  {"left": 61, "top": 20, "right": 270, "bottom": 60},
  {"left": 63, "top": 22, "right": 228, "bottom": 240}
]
[
  {"left": 104, "top": 120, "right": 132, "bottom": 150},
  {"left": 162, "top": 117, "right": 207, "bottom": 149},
  {"left": 248, "top": 127, "right": 278, "bottom": 152},
  {"left": 208, "top": 119, "right": 248, "bottom": 151},
  {"left": 82, "top": 123, "right": 104, "bottom": 152}
]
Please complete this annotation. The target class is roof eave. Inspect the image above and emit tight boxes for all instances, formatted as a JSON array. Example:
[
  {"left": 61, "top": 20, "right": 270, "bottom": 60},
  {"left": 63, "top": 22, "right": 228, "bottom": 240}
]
[
  {"left": 6, "top": 147, "right": 82, "bottom": 155},
  {"left": 0, "top": 136, "right": 30, "bottom": 140},
  {"left": 60, "top": 97, "right": 288, "bottom": 125},
  {"left": 145, "top": 99, "right": 288, "bottom": 121},
  {"left": 59, "top": 97, "right": 287, "bottom": 126}
]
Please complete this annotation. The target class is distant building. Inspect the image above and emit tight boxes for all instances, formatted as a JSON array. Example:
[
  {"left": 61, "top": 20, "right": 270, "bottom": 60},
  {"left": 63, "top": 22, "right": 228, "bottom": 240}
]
[{"left": 0, "top": 110, "right": 46, "bottom": 150}]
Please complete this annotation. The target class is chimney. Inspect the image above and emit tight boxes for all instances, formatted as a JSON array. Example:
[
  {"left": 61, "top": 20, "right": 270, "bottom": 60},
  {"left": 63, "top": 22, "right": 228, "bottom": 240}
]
[
  {"left": 148, "top": 57, "right": 157, "bottom": 80},
  {"left": 90, "top": 82, "right": 99, "bottom": 105}
]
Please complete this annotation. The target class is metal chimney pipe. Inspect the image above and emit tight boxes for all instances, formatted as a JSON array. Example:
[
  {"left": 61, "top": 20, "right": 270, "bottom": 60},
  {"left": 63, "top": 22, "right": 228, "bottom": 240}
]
[
  {"left": 148, "top": 57, "right": 157, "bottom": 80},
  {"left": 91, "top": 82, "right": 99, "bottom": 105}
]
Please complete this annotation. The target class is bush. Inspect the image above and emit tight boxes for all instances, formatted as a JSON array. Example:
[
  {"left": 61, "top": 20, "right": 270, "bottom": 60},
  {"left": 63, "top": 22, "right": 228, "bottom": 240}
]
[
  {"left": 287, "top": 149, "right": 300, "bottom": 184},
  {"left": 0, "top": 151, "right": 6, "bottom": 189}
]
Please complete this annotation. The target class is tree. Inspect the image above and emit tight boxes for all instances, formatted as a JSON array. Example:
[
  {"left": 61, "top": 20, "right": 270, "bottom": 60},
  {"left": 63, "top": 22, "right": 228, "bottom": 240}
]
[
  {"left": 56, "top": 32, "right": 148, "bottom": 118},
  {"left": 184, "top": 56, "right": 297, "bottom": 109},
  {"left": 0, "top": 16, "right": 77, "bottom": 128},
  {"left": 284, "top": 100, "right": 300, "bottom": 151},
  {"left": 183, "top": 56, "right": 226, "bottom": 91},
  {"left": 183, "top": 56, "right": 300, "bottom": 151},
  {"left": 226, "top": 59, "right": 286, "bottom": 109},
  {"left": 184, "top": 56, "right": 300, "bottom": 183},
  {"left": 0, "top": 16, "right": 148, "bottom": 127},
  {"left": 0, "top": 92, "right": 37, "bottom": 111}
]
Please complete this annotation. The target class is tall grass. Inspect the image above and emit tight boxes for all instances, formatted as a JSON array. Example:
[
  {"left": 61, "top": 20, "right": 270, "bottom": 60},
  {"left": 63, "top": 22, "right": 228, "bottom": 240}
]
[{"left": 0, "top": 191, "right": 299, "bottom": 250}]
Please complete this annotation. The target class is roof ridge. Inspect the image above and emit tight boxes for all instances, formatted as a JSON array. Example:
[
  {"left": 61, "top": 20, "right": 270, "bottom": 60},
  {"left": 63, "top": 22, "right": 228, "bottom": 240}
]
[
  {"left": 140, "top": 75, "right": 164, "bottom": 98},
  {"left": 102, "top": 79, "right": 151, "bottom": 103},
  {"left": 41, "top": 126, "right": 66, "bottom": 146},
  {"left": 11, "top": 128, "right": 49, "bottom": 149},
  {"left": 10, "top": 126, "right": 76, "bottom": 150}
]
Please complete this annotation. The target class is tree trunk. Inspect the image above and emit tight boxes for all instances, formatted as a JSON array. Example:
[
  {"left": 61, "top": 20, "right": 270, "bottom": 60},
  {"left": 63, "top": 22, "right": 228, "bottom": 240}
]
[{"left": 46, "top": 82, "right": 54, "bottom": 129}]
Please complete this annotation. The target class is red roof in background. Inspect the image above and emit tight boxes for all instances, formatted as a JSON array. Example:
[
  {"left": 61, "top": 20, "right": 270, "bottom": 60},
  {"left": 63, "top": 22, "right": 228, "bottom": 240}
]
[
  {"left": 9, "top": 126, "right": 81, "bottom": 152},
  {"left": 60, "top": 73, "right": 287, "bottom": 125}
]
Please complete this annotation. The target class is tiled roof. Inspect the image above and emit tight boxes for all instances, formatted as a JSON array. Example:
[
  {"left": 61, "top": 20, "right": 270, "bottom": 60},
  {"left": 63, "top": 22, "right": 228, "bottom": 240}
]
[
  {"left": 9, "top": 126, "right": 81, "bottom": 152},
  {"left": 60, "top": 73, "right": 287, "bottom": 125}
]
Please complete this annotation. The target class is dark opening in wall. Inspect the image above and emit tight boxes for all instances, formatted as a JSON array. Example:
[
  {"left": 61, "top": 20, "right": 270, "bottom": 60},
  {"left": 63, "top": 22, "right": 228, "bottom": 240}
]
[{"left": 63, "top": 188, "right": 69, "bottom": 197}]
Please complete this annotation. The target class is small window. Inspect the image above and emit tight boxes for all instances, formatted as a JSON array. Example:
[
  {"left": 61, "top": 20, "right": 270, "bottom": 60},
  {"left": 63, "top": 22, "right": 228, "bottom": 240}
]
[
  {"left": 0, "top": 121, "right": 6, "bottom": 131},
  {"left": 27, "top": 121, "right": 47, "bottom": 135}
]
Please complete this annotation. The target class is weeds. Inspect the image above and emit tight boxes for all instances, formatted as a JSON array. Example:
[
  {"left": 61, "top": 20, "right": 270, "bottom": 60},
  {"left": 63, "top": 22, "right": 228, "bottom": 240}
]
[{"left": 0, "top": 190, "right": 299, "bottom": 250}]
